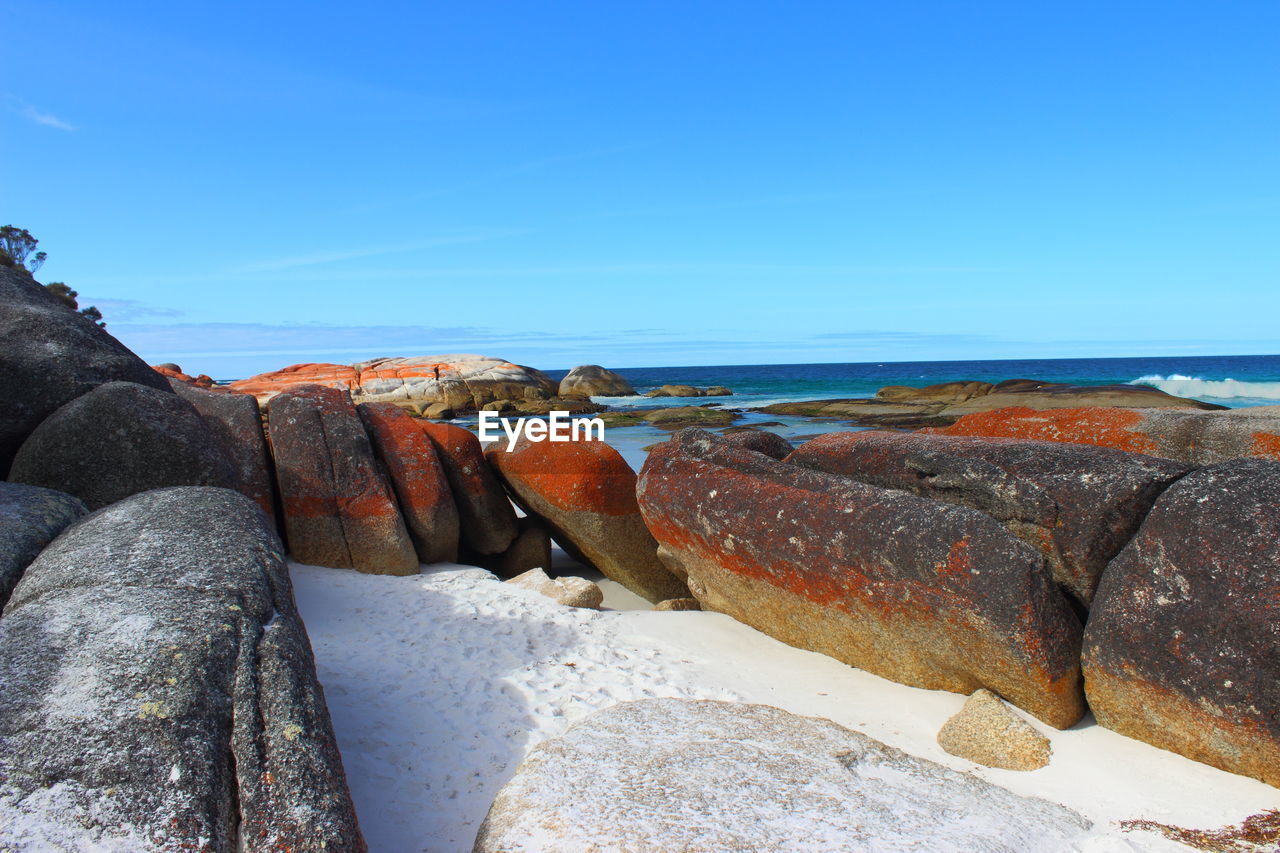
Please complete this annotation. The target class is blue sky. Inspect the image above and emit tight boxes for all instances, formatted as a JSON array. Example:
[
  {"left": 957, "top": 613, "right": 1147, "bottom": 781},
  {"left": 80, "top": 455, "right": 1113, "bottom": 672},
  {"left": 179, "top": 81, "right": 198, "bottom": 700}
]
[{"left": 3, "top": 1, "right": 1278, "bottom": 378}]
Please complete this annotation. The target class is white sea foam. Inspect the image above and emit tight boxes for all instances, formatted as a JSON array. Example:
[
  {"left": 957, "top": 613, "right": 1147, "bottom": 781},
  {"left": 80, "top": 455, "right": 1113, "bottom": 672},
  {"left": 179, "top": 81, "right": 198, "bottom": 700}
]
[{"left": 1131, "top": 374, "right": 1280, "bottom": 402}]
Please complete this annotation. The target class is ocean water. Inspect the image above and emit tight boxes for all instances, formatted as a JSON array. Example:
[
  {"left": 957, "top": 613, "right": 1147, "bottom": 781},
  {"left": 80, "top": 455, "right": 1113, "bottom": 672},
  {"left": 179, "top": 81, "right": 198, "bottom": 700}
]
[{"left": 546, "top": 354, "right": 1280, "bottom": 411}]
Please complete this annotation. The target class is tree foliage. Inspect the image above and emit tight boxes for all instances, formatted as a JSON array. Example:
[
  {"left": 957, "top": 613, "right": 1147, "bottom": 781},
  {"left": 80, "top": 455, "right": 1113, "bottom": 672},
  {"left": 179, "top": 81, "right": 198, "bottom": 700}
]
[{"left": 1, "top": 225, "right": 106, "bottom": 327}]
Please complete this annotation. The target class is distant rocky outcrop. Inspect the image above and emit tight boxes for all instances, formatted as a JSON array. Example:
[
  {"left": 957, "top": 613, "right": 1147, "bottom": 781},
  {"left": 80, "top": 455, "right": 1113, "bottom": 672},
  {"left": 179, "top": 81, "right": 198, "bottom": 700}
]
[
  {"left": 759, "top": 379, "right": 1222, "bottom": 429},
  {"left": 357, "top": 402, "right": 461, "bottom": 564},
  {"left": 935, "top": 404, "right": 1280, "bottom": 465},
  {"left": 641, "top": 406, "right": 740, "bottom": 429},
  {"left": 1083, "top": 459, "right": 1280, "bottom": 788},
  {"left": 558, "top": 364, "right": 636, "bottom": 397},
  {"left": 0, "top": 487, "right": 363, "bottom": 851},
  {"left": 788, "top": 430, "right": 1191, "bottom": 607},
  {"left": 475, "top": 699, "right": 1090, "bottom": 852},
  {"left": 487, "top": 437, "right": 690, "bottom": 603},
  {"left": 152, "top": 363, "right": 217, "bottom": 388},
  {"left": 8, "top": 381, "right": 239, "bottom": 510},
  {"left": 637, "top": 429, "right": 1084, "bottom": 728},
  {"left": 0, "top": 265, "right": 172, "bottom": 473},
  {"left": 269, "top": 384, "right": 418, "bottom": 574},
  {"left": 643, "top": 384, "right": 733, "bottom": 398},
  {"left": 0, "top": 482, "right": 86, "bottom": 608},
  {"left": 230, "top": 354, "right": 557, "bottom": 412}
]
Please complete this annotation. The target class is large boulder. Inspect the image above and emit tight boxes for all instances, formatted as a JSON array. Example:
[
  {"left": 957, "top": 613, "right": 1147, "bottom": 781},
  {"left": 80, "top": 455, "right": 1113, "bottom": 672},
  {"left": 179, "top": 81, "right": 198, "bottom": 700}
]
[
  {"left": 0, "top": 266, "right": 172, "bottom": 473},
  {"left": 720, "top": 428, "right": 793, "bottom": 460},
  {"left": 1082, "top": 459, "right": 1280, "bottom": 787},
  {"left": 416, "top": 421, "right": 517, "bottom": 555},
  {"left": 168, "top": 378, "right": 277, "bottom": 526},
  {"left": 474, "top": 699, "right": 1090, "bottom": 852},
  {"left": 487, "top": 437, "right": 689, "bottom": 603},
  {"left": 0, "top": 487, "right": 363, "bottom": 852},
  {"left": 268, "top": 384, "right": 418, "bottom": 574},
  {"left": 877, "top": 380, "right": 994, "bottom": 403},
  {"left": 8, "top": 381, "right": 239, "bottom": 510},
  {"left": 642, "top": 384, "right": 733, "bottom": 398},
  {"left": 357, "top": 402, "right": 460, "bottom": 564},
  {"left": 231, "top": 354, "right": 556, "bottom": 411},
  {"left": 558, "top": 364, "right": 636, "bottom": 397},
  {"left": 0, "top": 482, "right": 87, "bottom": 608},
  {"left": 637, "top": 429, "right": 1084, "bottom": 728},
  {"left": 935, "top": 405, "right": 1280, "bottom": 465},
  {"left": 788, "top": 430, "right": 1191, "bottom": 607}
]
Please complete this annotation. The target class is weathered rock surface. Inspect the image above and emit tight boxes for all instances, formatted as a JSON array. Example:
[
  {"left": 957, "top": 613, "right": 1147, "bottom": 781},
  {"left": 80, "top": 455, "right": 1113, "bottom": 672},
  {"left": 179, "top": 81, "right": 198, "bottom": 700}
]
[
  {"left": 558, "top": 364, "right": 636, "bottom": 397},
  {"left": 788, "top": 430, "right": 1191, "bottom": 607},
  {"left": 357, "top": 402, "right": 460, "bottom": 564},
  {"left": 231, "top": 354, "right": 556, "bottom": 411},
  {"left": 653, "top": 597, "right": 702, "bottom": 611},
  {"left": 936, "top": 405, "right": 1280, "bottom": 465},
  {"left": 937, "top": 690, "right": 1052, "bottom": 771},
  {"left": 721, "top": 427, "right": 793, "bottom": 460},
  {"left": 0, "top": 487, "right": 363, "bottom": 852},
  {"left": 0, "top": 482, "right": 87, "bottom": 608},
  {"left": 153, "top": 364, "right": 216, "bottom": 388},
  {"left": 169, "top": 378, "right": 277, "bottom": 525},
  {"left": 1082, "top": 459, "right": 1280, "bottom": 787},
  {"left": 759, "top": 380, "right": 1220, "bottom": 429},
  {"left": 505, "top": 567, "right": 603, "bottom": 609},
  {"left": 641, "top": 406, "right": 740, "bottom": 429},
  {"left": 417, "top": 421, "right": 518, "bottom": 555},
  {"left": 487, "top": 437, "right": 690, "bottom": 603},
  {"left": 474, "top": 698, "right": 1090, "bottom": 852},
  {"left": 637, "top": 429, "right": 1084, "bottom": 727},
  {"left": 0, "top": 265, "right": 172, "bottom": 473},
  {"left": 643, "top": 384, "right": 733, "bottom": 398},
  {"left": 9, "top": 381, "right": 239, "bottom": 510},
  {"left": 269, "top": 384, "right": 418, "bottom": 574}
]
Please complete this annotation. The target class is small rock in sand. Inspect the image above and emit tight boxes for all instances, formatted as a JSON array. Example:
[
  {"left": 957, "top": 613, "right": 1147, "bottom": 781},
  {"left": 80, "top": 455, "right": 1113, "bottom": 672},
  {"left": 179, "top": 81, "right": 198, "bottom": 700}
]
[
  {"left": 937, "top": 689, "right": 1052, "bottom": 771},
  {"left": 654, "top": 597, "right": 701, "bottom": 611},
  {"left": 506, "top": 568, "right": 603, "bottom": 609}
]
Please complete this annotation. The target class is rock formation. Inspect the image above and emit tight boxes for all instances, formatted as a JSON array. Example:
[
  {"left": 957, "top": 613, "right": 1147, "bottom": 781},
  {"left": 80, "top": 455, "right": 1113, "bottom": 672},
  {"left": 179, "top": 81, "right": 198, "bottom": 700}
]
[
  {"left": 637, "top": 429, "right": 1084, "bottom": 728},
  {"left": 558, "top": 364, "right": 636, "bottom": 397},
  {"left": 643, "top": 384, "right": 733, "bottom": 398},
  {"left": 0, "top": 487, "right": 363, "bottom": 851},
  {"left": 8, "top": 381, "right": 239, "bottom": 510},
  {"left": 937, "top": 689, "right": 1052, "bottom": 771},
  {"left": 415, "top": 421, "right": 518, "bottom": 555},
  {"left": 487, "top": 436, "right": 690, "bottom": 603},
  {"left": 269, "top": 384, "right": 418, "bottom": 574},
  {"left": 788, "top": 430, "right": 1190, "bottom": 607},
  {"left": 0, "top": 265, "right": 172, "bottom": 473},
  {"left": 1083, "top": 459, "right": 1280, "bottom": 787},
  {"left": 0, "top": 482, "right": 86, "bottom": 608},
  {"left": 474, "top": 699, "right": 1089, "bottom": 852},
  {"left": 720, "top": 427, "right": 793, "bottom": 460}
]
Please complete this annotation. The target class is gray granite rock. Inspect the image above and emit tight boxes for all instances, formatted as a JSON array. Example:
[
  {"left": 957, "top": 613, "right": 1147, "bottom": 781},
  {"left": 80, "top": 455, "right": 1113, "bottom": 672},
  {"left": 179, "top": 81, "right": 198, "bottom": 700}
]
[{"left": 0, "top": 482, "right": 87, "bottom": 608}]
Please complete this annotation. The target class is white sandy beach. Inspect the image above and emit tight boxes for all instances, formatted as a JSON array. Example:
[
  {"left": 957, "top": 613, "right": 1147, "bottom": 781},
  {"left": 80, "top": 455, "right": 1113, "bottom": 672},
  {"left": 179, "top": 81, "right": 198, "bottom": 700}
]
[{"left": 290, "top": 556, "right": 1279, "bottom": 853}]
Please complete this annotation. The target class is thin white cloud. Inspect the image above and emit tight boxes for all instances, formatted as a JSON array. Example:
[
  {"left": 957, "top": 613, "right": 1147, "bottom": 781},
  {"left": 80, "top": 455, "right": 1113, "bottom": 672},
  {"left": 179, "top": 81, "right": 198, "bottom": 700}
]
[
  {"left": 229, "top": 229, "right": 531, "bottom": 274},
  {"left": 5, "top": 97, "right": 77, "bottom": 131}
]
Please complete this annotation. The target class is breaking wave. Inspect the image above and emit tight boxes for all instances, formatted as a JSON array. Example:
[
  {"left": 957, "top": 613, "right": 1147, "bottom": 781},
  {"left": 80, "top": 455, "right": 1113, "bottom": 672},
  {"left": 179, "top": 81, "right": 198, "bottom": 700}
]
[{"left": 1131, "top": 374, "right": 1280, "bottom": 402}]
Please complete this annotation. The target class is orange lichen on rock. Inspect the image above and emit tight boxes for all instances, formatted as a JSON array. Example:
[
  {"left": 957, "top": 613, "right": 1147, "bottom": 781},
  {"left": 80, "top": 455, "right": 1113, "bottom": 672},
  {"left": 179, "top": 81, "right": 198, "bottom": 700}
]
[
  {"left": 1250, "top": 431, "right": 1280, "bottom": 461},
  {"left": 487, "top": 439, "right": 639, "bottom": 517},
  {"left": 937, "top": 406, "right": 1159, "bottom": 455}
]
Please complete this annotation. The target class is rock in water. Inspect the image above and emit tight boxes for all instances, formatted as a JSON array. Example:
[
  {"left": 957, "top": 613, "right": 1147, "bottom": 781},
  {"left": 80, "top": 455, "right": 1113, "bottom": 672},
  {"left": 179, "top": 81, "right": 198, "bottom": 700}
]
[
  {"left": 357, "top": 402, "right": 461, "bottom": 564},
  {"left": 558, "top": 364, "right": 636, "bottom": 397},
  {"left": 487, "top": 437, "right": 690, "bottom": 604},
  {"left": 0, "top": 265, "right": 172, "bottom": 473},
  {"left": 505, "top": 567, "right": 603, "bottom": 608},
  {"left": 720, "top": 428, "right": 793, "bottom": 460},
  {"left": 788, "top": 430, "right": 1190, "bottom": 607},
  {"left": 8, "top": 381, "right": 239, "bottom": 510},
  {"left": 269, "top": 384, "right": 418, "bottom": 574},
  {"left": 231, "top": 354, "right": 556, "bottom": 411},
  {"left": 416, "top": 421, "right": 518, "bottom": 555},
  {"left": 637, "top": 429, "right": 1084, "bottom": 728},
  {"left": 168, "top": 378, "right": 278, "bottom": 526},
  {"left": 474, "top": 698, "right": 1090, "bottom": 852},
  {"left": 0, "top": 487, "right": 363, "bottom": 852},
  {"left": 0, "top": 482, "right": 87, "bottom": 608},
  {"left": 936, "top": 405, "right": 1280, "bottom": 465},
  {"left": 937, "top": 690, "right": 1052, "bottom": 771},
  {"left": 1083, "top": 459, "right": 1280, "bottom": 788}
]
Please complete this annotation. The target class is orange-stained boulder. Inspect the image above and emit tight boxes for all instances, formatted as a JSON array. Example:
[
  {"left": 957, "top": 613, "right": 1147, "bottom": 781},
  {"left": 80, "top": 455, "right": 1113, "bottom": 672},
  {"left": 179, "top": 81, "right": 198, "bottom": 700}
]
[
  {"left": 636, "top": 428, "right": 1085, "bottom": 728},
  {"left": 152, "top": 364, "right": 216, "bottom": 388},
  {"left": 486, "top": 437, "right": 689, "bottom": 603},
  {"left": 788, "top": 430, "right": 1190, "bottom": 607},
  {"left": 231, "top": 354, "right": 556, "bottom": 411},
  {"left": 1083, "top": 459, "right": 1280, "bottom": 787},
  {"left": 934, "top": 405, "right": 1280, "bottom": 465},
  {"left": 416, "top": 421, "right": 517, "bottom": 555},
  {"left": 357, "top": 402, "right": 460, "bottom": 564},
  {"left": 268, "top": 385, "right": 418, "bottom": 574}
]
